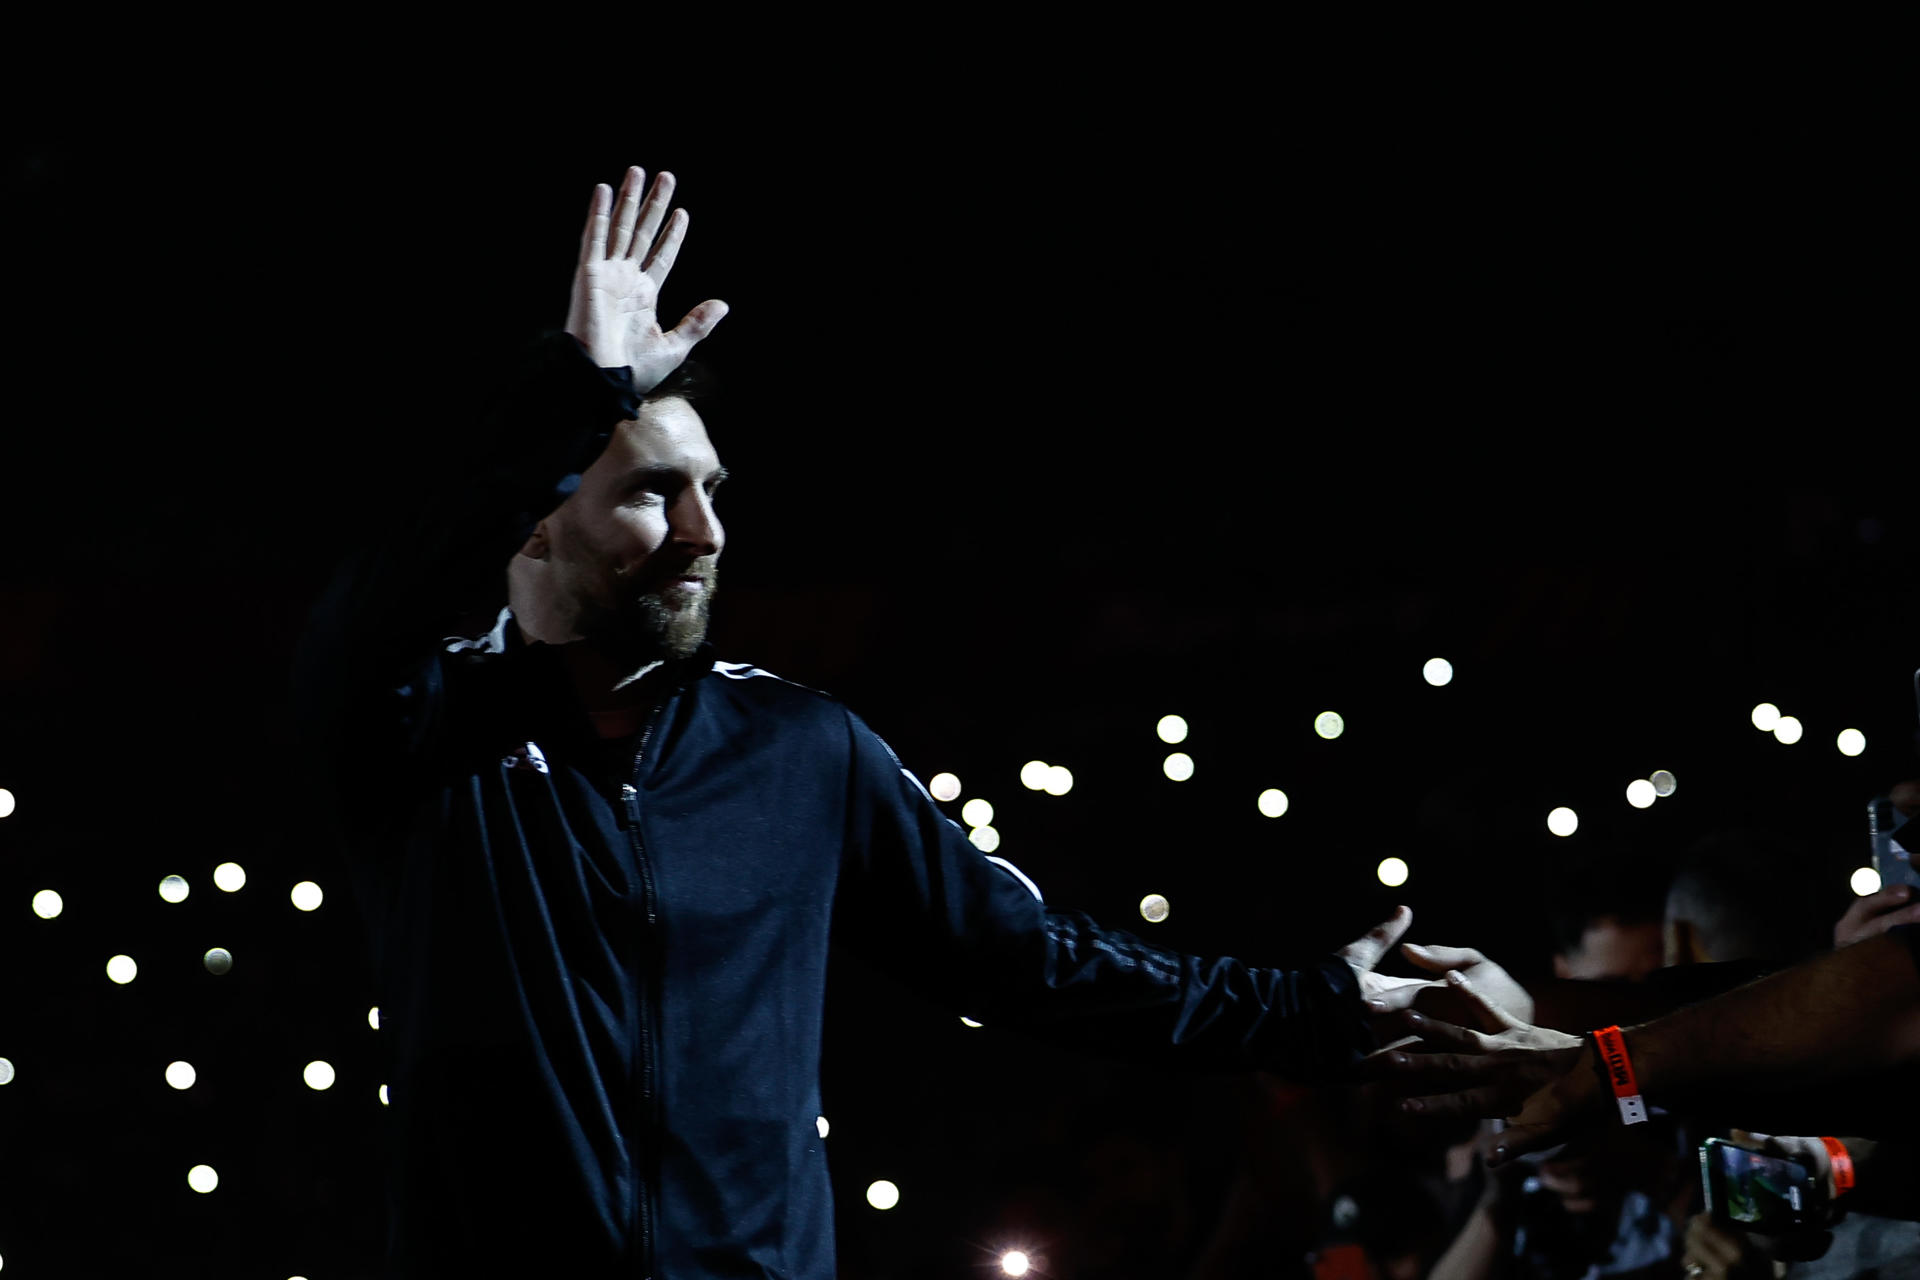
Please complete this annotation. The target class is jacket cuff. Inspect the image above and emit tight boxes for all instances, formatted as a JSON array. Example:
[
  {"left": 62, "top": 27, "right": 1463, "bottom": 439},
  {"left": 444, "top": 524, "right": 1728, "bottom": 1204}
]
[
  {"left": 542, "top": 333, "right": 643, "bottom": 474},
  {"left": 493, "top": 335, "right": 646, "bottom": 526},
  {"left": 1266, "top": 956, "right": 1378, "bottom": 1084},
  {"left": 574, "top": 339, "right": 643, "bottom": 422}
]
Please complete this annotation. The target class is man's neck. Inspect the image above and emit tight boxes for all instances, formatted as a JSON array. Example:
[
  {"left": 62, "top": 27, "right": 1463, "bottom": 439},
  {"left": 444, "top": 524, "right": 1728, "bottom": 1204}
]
[{"left": 561, "top": 639, "right": 668, "bottom": 737}]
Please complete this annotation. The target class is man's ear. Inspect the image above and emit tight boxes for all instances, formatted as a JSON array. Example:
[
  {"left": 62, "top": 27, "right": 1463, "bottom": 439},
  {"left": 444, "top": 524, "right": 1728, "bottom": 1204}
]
[{"left": 520, "top": 519, "right": 552, "bottom": 561}]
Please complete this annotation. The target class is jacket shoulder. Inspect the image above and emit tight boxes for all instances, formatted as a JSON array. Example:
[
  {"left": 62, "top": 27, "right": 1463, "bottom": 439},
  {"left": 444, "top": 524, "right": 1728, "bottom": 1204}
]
[{"left": 701, "top": 659, "right": 847, "bottom": 719}]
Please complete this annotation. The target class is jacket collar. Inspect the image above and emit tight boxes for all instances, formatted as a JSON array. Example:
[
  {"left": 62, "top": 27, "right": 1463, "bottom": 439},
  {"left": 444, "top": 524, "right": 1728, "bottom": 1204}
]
[{"left": 462, "top": 608, "right": 715, "bottom": 686}]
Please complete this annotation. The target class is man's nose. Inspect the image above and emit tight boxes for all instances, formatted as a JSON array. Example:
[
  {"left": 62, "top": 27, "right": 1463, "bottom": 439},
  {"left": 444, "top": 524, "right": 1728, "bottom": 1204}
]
[{"left": 670, "top": 490, "right": 723, "bottom": 558}]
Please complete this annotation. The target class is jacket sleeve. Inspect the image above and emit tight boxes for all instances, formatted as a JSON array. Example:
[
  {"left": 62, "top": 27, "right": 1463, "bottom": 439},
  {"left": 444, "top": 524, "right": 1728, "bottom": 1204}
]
[
  {"left": 834, "top": 709, "right": 1377, "bottom": 1082},
  {"left": 291, "top": 335, "right": 639, "bottom": 810}
]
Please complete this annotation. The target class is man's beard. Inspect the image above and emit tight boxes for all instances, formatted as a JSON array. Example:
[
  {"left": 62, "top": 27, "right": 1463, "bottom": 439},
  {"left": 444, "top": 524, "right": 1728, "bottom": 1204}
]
[{"left": 584, "top": 560, "right": 719, "bottom": 667}]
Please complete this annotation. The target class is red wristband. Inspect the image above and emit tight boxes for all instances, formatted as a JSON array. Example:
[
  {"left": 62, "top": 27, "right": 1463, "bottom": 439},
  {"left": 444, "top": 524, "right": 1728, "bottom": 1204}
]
[
  {"left": 1591, "top": 1026, "right": 1648, "bottom": 1125},
  {"left": 1820, "top": 1136, "right": 1854, "bottom": 1196}
]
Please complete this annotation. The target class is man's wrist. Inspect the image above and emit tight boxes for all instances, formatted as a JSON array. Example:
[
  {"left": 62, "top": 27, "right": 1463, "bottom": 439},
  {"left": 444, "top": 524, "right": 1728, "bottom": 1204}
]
[
  {"left": 1563, "top": 1037, "right": 1613, "bottom": 1122},
  {"left": 564, "top": 327, "right": 625, "bottom": 372},
  {"left": 1618, "top": 1022, "right": 1669, "bottom": 1103},
  {"left": 1587, "top": 1026, "right": 1651, "bottom": 1125}
]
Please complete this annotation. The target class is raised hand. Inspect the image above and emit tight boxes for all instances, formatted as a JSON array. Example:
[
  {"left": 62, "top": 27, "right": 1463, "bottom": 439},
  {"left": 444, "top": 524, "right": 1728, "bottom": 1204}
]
[{"left": 565, "top": 166, "right": 728, "bottom": 394}]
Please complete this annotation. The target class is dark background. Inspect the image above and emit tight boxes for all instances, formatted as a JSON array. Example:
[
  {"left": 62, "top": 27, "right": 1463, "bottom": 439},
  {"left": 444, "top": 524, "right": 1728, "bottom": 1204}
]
[{"left": 0, "top": 57, "right": 1913, "bottom": 1277}]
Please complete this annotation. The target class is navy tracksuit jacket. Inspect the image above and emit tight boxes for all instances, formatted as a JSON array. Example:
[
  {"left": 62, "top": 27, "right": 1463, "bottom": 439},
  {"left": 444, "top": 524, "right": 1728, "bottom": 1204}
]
[{"left": 295, "top": 336, "right": 1374, "bottom": 1277}]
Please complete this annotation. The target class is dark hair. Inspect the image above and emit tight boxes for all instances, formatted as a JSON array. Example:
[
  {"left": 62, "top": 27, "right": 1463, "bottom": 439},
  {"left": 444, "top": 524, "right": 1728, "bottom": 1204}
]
[
  {"left": 1665, "top": 829, "right": 1831, "bottom": 965},
  {"left": 1545, "top": 847, "right": 1671, "bottom": 958},
  {"left": 643, "top": 358, "right": 715, "bottom": 405}
]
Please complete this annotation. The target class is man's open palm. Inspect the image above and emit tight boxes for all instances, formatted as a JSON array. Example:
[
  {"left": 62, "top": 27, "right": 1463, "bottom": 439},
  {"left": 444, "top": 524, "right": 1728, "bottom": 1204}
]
[{"left": 566, "top": 166, "right": 727, "bottom": 394}]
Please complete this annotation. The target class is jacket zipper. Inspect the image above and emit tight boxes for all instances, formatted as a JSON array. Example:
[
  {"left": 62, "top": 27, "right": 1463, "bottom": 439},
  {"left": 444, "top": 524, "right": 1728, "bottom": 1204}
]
[{"left": 620, "top": 707, "right": 664, "bottom": 1279}]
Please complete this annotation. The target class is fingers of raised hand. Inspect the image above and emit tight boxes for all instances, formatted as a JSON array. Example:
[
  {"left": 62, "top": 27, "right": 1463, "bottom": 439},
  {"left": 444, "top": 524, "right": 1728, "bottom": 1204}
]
[
  {"left": 1340, "top": 905, "right": 1412, "bottom": 972},
  {"left": 629, "top": 172, "right": 676, "bottom": 260},
  {"left": 580, "top": 183, "right": 615, "bottom": 269},
  {"left": 643, "top": 208, "right": 690, "bottom": 283},
  {"left": 665, "top": 299, "right": 729, "bottom": 355},
  {"left": 607, "top": 167, "right": 650, "bottom": 259}
]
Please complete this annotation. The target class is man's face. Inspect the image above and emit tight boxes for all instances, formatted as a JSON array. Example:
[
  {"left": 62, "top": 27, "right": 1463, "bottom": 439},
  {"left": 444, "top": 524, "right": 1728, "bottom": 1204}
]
[
  {"left": 523, "top": 396, "right": 726, "bottom": 663},
  {"left": 1551, "top": 916, "right": 1664, "bottom": 982}
]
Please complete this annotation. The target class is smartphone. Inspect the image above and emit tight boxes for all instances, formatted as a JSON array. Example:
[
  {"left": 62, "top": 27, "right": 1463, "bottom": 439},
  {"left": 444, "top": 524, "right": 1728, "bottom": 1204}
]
[
  {"left": 1872, "top": 796, "right": 1920, "bottom": 890},
  {"left": 1870, "top": 668, "right": 1920, "bottom": 890},
  {"left": 1700, "top": 1137, "right": 1816, "bottom": 1231}
]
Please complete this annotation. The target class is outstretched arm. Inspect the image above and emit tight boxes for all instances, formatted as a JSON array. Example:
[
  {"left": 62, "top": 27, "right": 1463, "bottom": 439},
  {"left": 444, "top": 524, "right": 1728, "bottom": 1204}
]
[
  {"left": 832, "top": 709, "right": 1442, "bottom": 1080},
  {"left": 1391, "top": 931, "right": 1920, "bottom": 1163}
]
